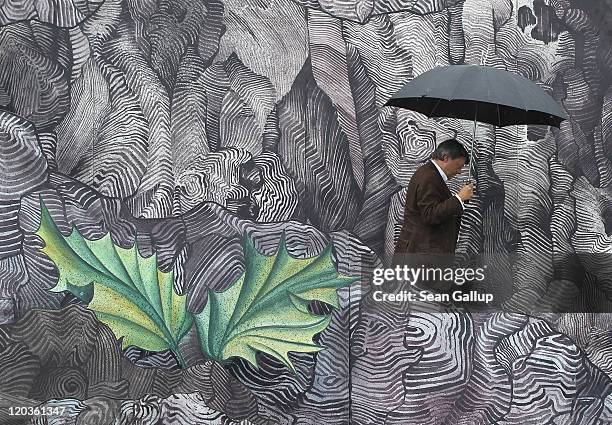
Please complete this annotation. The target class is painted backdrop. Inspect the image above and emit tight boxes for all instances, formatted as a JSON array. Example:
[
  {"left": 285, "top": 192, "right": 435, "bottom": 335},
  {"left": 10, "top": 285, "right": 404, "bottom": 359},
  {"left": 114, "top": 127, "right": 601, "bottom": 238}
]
[{"left": 1, "top": 0, "right": 612, "bottom": 423}]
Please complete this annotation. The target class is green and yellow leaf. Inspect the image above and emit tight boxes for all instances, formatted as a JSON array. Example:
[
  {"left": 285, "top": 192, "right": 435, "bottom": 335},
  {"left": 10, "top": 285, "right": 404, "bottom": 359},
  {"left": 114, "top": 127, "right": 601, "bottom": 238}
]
[
  {"left": 193, "top": 231, "right": 358, "bottom": 373},
  {"left": 35, "top": 197, "right": 192, "bottom": 360}
]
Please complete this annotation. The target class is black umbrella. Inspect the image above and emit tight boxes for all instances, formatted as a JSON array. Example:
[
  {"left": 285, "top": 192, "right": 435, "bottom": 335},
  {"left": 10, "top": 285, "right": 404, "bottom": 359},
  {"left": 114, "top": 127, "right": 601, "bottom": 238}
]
[{"left": 385, "top": 64, "right": 569, "bottom": 180}]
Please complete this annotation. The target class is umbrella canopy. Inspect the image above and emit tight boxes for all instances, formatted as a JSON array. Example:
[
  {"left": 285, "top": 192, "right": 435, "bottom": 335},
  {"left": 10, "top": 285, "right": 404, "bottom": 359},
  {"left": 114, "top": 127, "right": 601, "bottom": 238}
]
[{"left": 384, "top": 64, "right": 568, "bottom": 128}]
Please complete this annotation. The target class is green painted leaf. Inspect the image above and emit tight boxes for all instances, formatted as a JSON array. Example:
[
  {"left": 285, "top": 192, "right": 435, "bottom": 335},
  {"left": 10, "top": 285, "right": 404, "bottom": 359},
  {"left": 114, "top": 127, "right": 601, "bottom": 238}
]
[
  {"left": 35, "top": 198, "right": 192, "bottom": 362},
  {"left": 193, "top": 231, "right": 358, "bottom": 373}
]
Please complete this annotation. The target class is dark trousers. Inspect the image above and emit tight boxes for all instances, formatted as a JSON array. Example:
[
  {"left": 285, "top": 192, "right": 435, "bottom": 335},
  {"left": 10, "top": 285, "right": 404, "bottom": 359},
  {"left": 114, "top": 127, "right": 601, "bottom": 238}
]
[{"left": 391, "top": 252, "right": 455, "bottom": 295}]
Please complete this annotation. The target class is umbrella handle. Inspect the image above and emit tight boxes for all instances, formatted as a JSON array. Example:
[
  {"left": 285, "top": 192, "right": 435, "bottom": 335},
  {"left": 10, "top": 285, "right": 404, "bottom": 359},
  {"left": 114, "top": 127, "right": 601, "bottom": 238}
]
[
  {"left": 464, "top": 109, "right": 478, "bottom": 204},
  {"left": 468, "top": 109, "right": 477, "bottom": 182}
]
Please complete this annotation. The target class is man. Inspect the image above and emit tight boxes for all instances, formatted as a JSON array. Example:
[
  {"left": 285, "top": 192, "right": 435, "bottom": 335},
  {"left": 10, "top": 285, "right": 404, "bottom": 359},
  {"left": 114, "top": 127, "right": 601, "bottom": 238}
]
[
  {"left": 395, "top": 139, "right": 474, "bottom": 255},
  {"left": 393, "top": 139, "right": 475, "bottom": 292}
]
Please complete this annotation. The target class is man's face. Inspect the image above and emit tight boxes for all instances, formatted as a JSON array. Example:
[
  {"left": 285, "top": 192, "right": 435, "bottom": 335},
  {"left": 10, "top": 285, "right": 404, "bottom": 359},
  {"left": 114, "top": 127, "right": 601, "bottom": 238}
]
[{"left": 442, "top": 155, "right": 466, "bottom": 178}]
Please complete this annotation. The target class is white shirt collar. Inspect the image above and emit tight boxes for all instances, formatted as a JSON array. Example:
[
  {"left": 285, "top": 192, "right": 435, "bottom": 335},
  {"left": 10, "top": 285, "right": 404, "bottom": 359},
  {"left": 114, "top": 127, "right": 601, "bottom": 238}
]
[{"left": 430, "top": 159, "right": 448, "bottom": 181}]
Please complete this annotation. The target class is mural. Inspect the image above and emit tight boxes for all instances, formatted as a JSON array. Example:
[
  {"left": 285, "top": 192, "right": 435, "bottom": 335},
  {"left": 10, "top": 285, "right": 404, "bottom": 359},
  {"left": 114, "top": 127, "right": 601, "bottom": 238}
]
[{"left": 1, "top": 0, "right": 612, "bottom": 423}]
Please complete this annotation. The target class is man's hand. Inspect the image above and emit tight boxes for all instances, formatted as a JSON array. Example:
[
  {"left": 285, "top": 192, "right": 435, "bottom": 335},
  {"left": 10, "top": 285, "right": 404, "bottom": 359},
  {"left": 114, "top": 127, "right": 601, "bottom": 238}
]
[{"left": 457, "top": 182, "right": 475, "bottom": 202}]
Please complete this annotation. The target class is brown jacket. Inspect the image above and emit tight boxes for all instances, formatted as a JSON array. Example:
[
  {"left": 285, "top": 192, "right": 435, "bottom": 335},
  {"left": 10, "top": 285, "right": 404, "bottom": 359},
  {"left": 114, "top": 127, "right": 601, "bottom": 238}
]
[{"left": 394, "top": 161, "right": 464, "bottom": 255}]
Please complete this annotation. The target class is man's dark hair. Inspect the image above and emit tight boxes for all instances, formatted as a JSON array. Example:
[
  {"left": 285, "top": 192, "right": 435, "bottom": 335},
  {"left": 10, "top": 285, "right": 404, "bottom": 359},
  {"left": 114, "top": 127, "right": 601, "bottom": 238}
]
[{"left": 431, "top": 139, "right": 469, "bottom": 164}]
